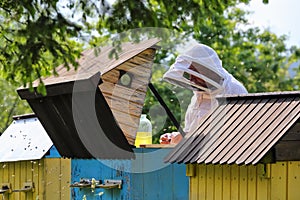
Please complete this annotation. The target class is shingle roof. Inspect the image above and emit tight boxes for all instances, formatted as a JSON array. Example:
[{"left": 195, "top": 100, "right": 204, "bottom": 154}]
[
  {"left": 165, "top": 91, "right": 300, "bottom": 165},
  {"left": 17, "top": 38, "right": 158, "bottom": 88}
]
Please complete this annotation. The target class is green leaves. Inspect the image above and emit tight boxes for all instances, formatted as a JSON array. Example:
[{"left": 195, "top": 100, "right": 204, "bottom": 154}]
[
  {"left": 0, "top": 0, "right": 299, "bottom": 139},
  {"left": 0, "top": 78, "right": 32, "bottom": 134},
  {"left": 0, "top": 0, "right": 83, "bottom": 91},
  {"left": 96, "top": 0, "right": 300, "bottom": 141}
]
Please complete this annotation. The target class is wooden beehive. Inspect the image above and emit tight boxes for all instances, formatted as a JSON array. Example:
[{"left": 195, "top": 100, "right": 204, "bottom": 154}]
[
  {"left": 186, "top": 161, "right": 300, "bottom": 200},
  {"left": 17, "top": 39, "right": 160, "bottom": 157},
  {"left": 0, "top": 115, "right": 71, "bottom": 200},
  {"left": 70, "top": 149, "right": 189, "bottom": 200},
  {"left": 166, "top": 91, "right": 300, "bottom": 200}
]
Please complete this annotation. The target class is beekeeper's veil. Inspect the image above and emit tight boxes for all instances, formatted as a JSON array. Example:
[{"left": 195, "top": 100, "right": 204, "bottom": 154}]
[{"left": 163, "top": 43, "right": 247, "bottom": 95}]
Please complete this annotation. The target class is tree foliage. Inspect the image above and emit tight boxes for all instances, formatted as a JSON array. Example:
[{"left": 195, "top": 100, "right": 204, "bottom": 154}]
[
  {"left": 0, "top": 78, "right": 32, "bottom": 134},
  {"left": 96, "top": 0, "right": 300, "bottom": 141},
  {"left": 1, "top": 0, "right": 300, "bottom": 141},
  {"left": 0, "top": 0, "right": 84, "bottom": 91},
  {"left": 99, "top": 0, "right": 299, "bottom": 93}
]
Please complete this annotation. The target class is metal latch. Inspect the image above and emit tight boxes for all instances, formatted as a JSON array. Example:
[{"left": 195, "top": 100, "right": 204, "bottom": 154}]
[
  {"left": 70, "top": 178, "right": 122, "bottom": 190},
  {"left": 13, "top": 182, "right": 34, "bottom": 193},
  {"left": 0, "top": 183, "right": 12, "bottom": 194},
  {"left": 70, "top": 178, "right": 101, "bottom": 188},
  {"left": 98, "top": 179, "right": 122, "bottom": 189}
]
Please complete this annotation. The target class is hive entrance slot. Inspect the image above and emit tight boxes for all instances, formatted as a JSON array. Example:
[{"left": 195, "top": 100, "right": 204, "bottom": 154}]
[{"left": 13, "top": 182, "right": 34, "bottom": 193}]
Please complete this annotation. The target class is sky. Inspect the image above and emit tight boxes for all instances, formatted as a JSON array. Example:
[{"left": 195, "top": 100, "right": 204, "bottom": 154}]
[{"left": 242, "top": 0, "right": 300, "bottom": 47}]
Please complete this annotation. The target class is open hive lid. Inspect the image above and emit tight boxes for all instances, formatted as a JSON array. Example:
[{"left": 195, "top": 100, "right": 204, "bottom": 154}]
[
  {"left": 0, "top": 114, "right": 53, "bottom": 162},
  {"left": 17, "top": 38, "right": 160, "bottom": 159},
  {"left": 165, "top": 91, "right": 300, "bottom": 165}
]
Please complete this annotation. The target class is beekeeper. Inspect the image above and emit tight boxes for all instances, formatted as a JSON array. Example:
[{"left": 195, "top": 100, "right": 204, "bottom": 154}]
[{"left": 160, "top": 43, "right": 248, "bottom": 144}]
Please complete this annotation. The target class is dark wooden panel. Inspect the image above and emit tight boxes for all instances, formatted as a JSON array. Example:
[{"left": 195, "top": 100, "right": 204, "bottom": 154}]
[
  {"left": 275, "top": 141, "right": 300, "bottom": 161},
  {"left": 29, "top": 94, "right": 94, "bottom": 158},
  {"left": 281, "top": 123, "right": 300, "bottom": 141},
  {"left": 24, "top": 84, "right": 134, "bottom": 159}
]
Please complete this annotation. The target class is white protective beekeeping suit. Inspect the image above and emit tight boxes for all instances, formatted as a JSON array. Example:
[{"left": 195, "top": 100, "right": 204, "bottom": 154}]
[{"left": 163, "top": 43, "right": 248, "bottom": 134}]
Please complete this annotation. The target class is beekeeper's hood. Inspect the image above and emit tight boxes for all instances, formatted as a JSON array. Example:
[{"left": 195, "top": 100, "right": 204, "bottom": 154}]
[{"left": 163, "top": 43, "right": 228, "bottom": 94}]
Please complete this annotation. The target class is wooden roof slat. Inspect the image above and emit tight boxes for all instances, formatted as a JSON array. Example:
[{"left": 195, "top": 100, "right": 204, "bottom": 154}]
[
  {"left": 179, "top": 101, "right": 237, "bottom": 163},
  {"left": 183, "top": 100, "right": 244, "bottom": 163},
  {"left": 252, "top": 113, "right": 300, "bottom": 164},
  {"left": 165, "top": 100, "right": 229, "bottom": 163},
  {"left": 165, "top": 91, "right": 300, "bottom": 165},
  {"left": 109, "top": 109, "right": 140, "bottom": 128},
  {"left": 217, "top": 98, "right": 269, "bottom": 164},
  {"left": 236, "top": 97, "right": 294, "bottom": 164},
  {"left": 123, "top": 57, "right": 154, "bottom": 69},
  {"left": 192, "top": 99, "right": 248, "bottom": 164},
  {"left": 100, "top": 75, "right": 150, "bottom": 94},
  {"left": 246, "top": 97, "right": 300, "bottom": 164},
  {"left": 116, "top": 62, "right": 153, "bottom": 78},
  {"left": 102, "top": 94, "right": 144, "bottom": 117},
  {"left": 226, "top": 98, "right": 283, "bottom": 164},
  {"left": 101, "top": 69, "right": 120, "bottom": 83},
  {"left": 205, "top": 99, "right": 260, "bottom": 164}
]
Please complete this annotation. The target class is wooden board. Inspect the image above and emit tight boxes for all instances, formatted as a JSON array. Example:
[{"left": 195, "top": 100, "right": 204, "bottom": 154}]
[
  {"left": 99, "top": 48, "right": 156, "bottom": 145},
  {"left": 138, "top": 144, "right": 176, "bottom": 148}
]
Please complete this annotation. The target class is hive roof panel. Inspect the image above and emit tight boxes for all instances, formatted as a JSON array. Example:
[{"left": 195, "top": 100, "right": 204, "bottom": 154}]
[{"left": 165, "top": 91, "right": 300, "bottom": 165}]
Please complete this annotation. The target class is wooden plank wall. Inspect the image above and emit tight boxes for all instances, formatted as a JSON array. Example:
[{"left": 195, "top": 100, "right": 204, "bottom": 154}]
[
  {"left": 275, "top": 123, "right": 300, "bottom": 160},
  {"left": 189, "top": 161, "right": 300, "bottom": 200},
  {"left": 99, "top": 49, "right": 156, "bottom": 145},
  {"left": 44, "top": 158, "right": 71, "bottom": 200},
  {"left": 0, "top": 158, "right": 71, "bottom": 200},
  {"left": 131, "top": 148, "right": 188, "bottom": 200},
  {"left": 71, "top": 148, "right": 189, "bottom": 200}
]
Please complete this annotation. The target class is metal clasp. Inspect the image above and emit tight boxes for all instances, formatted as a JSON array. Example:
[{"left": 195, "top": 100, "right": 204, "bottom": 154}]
[
  {"left": 98, "top": 179, "right": 122, "bottom": 189},
  {"left": 0, "top": 183, "right": 12, "bottom": 194},
  {"left": 13, "top": 182, "right": 34, "bottom": 193}
]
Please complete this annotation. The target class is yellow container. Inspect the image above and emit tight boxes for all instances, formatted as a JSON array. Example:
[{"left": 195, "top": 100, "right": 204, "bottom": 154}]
[
  {"left": 135, "top": 132, "right": 152, "bottom": 147},
  {"left": 135, "top": 114, "right": 152, "bottom": 147}
]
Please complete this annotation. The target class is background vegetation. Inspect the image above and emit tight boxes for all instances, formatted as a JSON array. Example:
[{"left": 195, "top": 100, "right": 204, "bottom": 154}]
[{"left": 1, "top": 0, "right": 299, "bottom": 144}]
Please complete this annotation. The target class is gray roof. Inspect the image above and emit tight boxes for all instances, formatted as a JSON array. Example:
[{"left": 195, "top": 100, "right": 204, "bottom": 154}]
[
  {"left": 0, "top": 115, "right": 53, "bottom": 162},
  {"left": 165, "top": 91, "right": 300, "bottom": 165}
]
